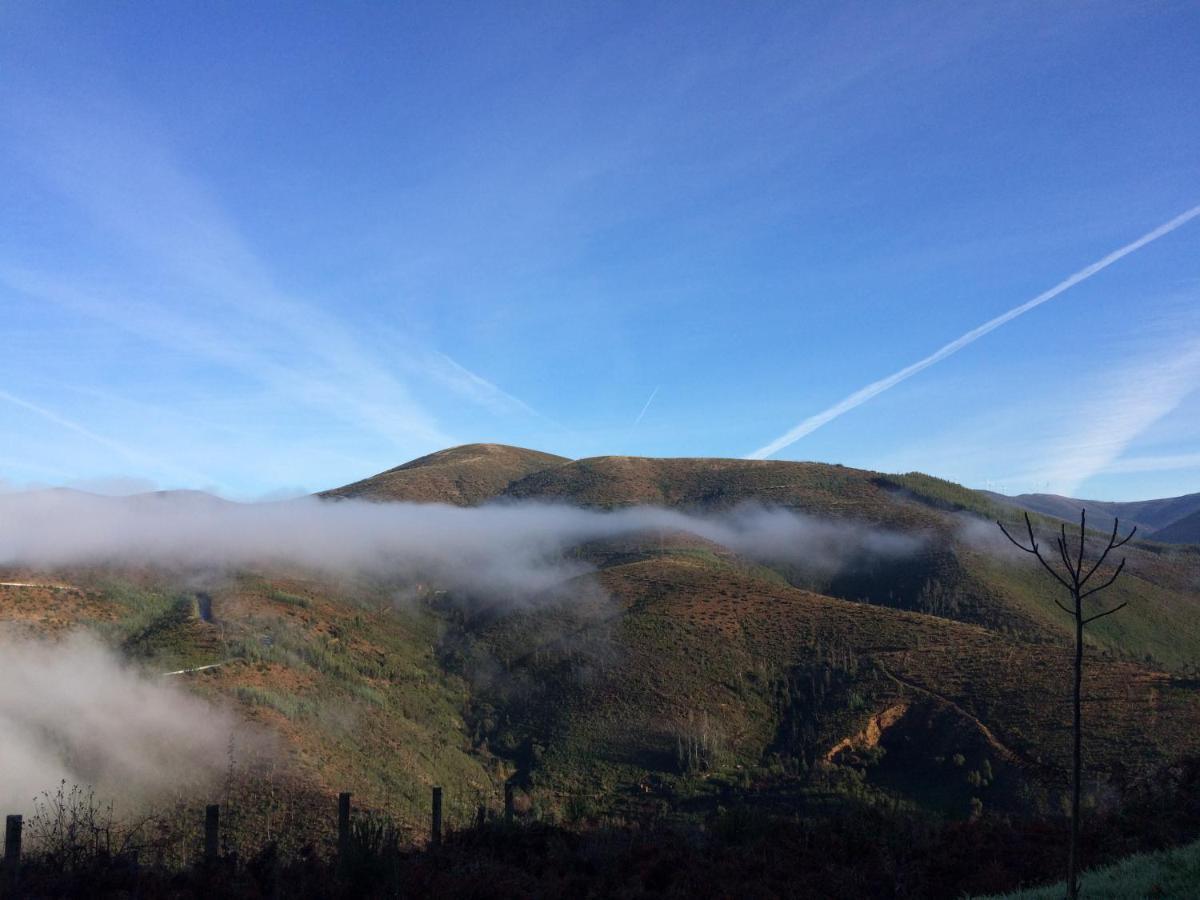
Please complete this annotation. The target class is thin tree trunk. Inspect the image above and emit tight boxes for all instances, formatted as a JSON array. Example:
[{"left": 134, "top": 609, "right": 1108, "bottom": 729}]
[
  {"left": 996, "top": 511, "right": 1133, "bottom": 900},
  {"left": 1068, "top": 599, "right": 1083, "bottom": 900}
]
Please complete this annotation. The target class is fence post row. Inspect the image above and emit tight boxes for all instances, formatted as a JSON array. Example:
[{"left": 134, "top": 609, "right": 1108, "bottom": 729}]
[
  {"left": 204, "top": 804, "right": 220, "bottom": 864},
  {"left": 4, "top": 815, "right": 21, "bottom": 887},
  {"left": 338, "top": 792, "right": 352, "bottom": 861}
]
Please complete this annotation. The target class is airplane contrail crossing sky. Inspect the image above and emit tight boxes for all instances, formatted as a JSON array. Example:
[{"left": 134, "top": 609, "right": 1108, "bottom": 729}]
[{"left": 747, "top": 204, "right": 1200, "bottom": 460}]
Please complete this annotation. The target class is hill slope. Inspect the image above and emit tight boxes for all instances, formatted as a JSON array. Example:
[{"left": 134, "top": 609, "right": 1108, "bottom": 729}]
[
  {"left": 5, "top": 445, "right": 1199, "bottom": 839},
  {"left": 319, "top": 443, "right": 570, "bottom": 505},
  {"left": 1154, "top": 508, "right": 1200, "bottom": 544}
]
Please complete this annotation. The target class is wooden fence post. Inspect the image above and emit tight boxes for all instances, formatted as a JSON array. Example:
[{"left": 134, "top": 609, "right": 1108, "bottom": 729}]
[
  {"left": 204, "top": 804, "right": 220, "bottom": 864},
  {"left": 338, "top": 792, "right": 352, "bottom": 861},
  {"left": 431, "top": 787, "right": 442, "bottom": 848},
  {"left": 504, "top": 783, "right": 514, "bottom": 825},
  {"left": 4, "top": 814, "right": 21, "bottom": 886}
]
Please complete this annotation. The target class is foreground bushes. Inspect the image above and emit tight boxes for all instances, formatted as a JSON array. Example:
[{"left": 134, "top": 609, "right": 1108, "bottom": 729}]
[{"left": 4, "top": 757, "right": 1198, "bottom": 898}]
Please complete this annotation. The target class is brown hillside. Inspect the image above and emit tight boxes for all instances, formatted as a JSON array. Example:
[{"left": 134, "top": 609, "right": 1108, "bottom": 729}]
[
  {"left": 319, "top": 443, "right": 570, "bottom": 505},
  {"left": 502, "top": 455, "right": 934, "bottom": 523},
  {"left": 467, "top": 551, "right": 1200, "bottom": 818}
]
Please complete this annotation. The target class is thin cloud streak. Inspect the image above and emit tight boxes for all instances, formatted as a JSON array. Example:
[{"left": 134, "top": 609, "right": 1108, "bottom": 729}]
[
  {"left": 633, "top": 386, "right": 660, "bottom": 426},
  {"left": 422, "top": 350, "right": 541, "bottom": 418},
  {"left": 1101, "top": 452, "right": 1200, "bottom": 476},
  {"left": 748, "top": 204, "right": 1200, "bottom": 460},
  {"left": 1, "top": 93, "right": 539, "bottom": 454},
  {"left": 1013, "top": 363, "right": 1200, "bottom": 494},
  {"left": 0, "top": 387, "right": 207, "bottom": 484}
]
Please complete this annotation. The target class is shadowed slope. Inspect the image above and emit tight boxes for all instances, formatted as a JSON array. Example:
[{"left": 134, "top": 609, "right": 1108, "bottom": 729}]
[{"left": 1153, "top": 508, "right": 1200, "bottom": 544}]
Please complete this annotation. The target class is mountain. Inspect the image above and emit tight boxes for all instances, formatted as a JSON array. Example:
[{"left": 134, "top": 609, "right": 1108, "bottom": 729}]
[
  {"left": 318, "top": 443, "right": 569, "bottom": 505},
  {"left": 5, "top": 445, "right": 1200, "bottom": 837},
  {"left": 1154, "top": 508, "right": 1200, "bottom": 544},
  {"left": 987, "top": 490, "right": 1200, "bottom": 543}
]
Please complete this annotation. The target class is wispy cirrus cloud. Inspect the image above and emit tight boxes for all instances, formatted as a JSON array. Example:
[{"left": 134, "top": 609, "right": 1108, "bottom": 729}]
[
  {"left": 417, "top": 350, "right": 541, "bottom": 418},
  {"left": 0, "top": 91, "right": 538, "bottom": 464},
  {"left": 0, "top": 387, "right": 209, "bottom": 485},
  {"left": 1098, "top": 452, "right": 1200, "bottom": 476},
  {"left": 1004, "top": 335, "right": 1200, "bottom": 494}
]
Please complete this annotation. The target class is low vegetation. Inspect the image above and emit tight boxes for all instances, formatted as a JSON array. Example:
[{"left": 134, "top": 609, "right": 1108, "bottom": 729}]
[{"left": 2, "top": 446, "right": 1198, "bottom": 896}]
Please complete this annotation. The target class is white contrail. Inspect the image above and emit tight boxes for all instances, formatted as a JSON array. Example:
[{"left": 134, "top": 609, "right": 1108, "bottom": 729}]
[
  {"left": 747, "top": 204, "right": 1200, "bottom": 460},
  {"left": 633, "top": 385, "right": 660, "bottom": 426}
]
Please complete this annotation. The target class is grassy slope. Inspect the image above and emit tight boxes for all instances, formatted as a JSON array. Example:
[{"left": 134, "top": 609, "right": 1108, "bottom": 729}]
[
  {"left": 1, "top": 569, "right": 502, "bottom": 833},
  {"left": 4, "top": 447, "right": 1199, "bottom": 834},
  {"left": 977, "top": 838, "right": 1200, "bottom": 899},
  {"left": 501, "top": 457, "right": 1200, "bottom": 669},
  {"left": 473, "top": 550, "right": 1200, "bottom": 811}
]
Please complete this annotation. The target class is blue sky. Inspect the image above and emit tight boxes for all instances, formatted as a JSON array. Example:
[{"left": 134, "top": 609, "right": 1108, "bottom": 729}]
[{"left": 1, "top": 1, "right": 1198, "bottom": 500}]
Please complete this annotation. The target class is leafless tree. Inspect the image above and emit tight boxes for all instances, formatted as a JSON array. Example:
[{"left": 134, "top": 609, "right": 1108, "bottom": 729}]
[{"left": 997, "top": 509, "right": 1134, "bottom": 900}]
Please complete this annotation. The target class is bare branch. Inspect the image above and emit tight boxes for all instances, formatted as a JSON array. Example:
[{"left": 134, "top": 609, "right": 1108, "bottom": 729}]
[
  {"left": 1083, "top": 601, "right": 1128, "bottom": 625},
  {"left": 1080, "top": 519, "right": 1137, "bottom": 587},
  {"left": 997, "top": 515, "right": 1075, "bottom": 592},
  {"left": 1052, "top": 597, "right": 1075, "bottom": 617},
  {"left": 997, "top": 516, "right": 1036, "bottom": 553},
  {"left": 1079, "top": 509, "right": 1087, "bottom": 574},
  {"left": 1060, "top": 522, "right": 1080, "bottom": 581},
  {"left": 1080, "top": 558, "right": 1126, "bottom": 601},
  {"left": 1056, "top": 535, "right": 1076, "bottom": 583},
  {"left": 1109, "top": 516, "right": 1137, "bottom": 550}
]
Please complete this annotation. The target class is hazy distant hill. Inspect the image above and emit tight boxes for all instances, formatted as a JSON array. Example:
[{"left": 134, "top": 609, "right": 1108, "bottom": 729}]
[
  {"left": 986, "top": 490, "right": 1200, "bottom": 543},
  {"left": 1154, "top": 507, "right": 1200, "bottom": 544}
]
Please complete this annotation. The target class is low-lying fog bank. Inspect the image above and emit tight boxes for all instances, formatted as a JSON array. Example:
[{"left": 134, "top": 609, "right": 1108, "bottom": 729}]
[{"left": 0, "top": 491, "right": 922, "bottom": 599}]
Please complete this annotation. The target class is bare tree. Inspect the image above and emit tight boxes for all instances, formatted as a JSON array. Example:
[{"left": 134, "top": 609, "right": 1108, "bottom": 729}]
[{"left": 997, "top": 509, "right": 1134, "bottom": 900}]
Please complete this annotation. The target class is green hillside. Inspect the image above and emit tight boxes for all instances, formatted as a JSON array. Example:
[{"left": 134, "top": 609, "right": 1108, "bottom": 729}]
[{"left": 4, "top": 446, "right": 1199, "bottom": 844}]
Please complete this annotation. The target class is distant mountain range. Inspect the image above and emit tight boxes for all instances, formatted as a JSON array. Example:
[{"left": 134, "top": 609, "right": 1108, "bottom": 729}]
[{"left": 984, "top": 490, "right": 1200, "bottom": 544}]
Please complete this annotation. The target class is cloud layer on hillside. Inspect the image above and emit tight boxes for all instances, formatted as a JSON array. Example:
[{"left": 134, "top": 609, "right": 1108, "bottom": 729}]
[{"left": 0, "top": 491, "right": 921, "bottom": 600}]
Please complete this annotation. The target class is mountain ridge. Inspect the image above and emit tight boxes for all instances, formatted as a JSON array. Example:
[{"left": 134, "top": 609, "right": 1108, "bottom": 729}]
[
  {"left": 6, "top": 442, "right": 1198, "bottom": 838},
  {"left": 321, "top": 445, "right": 1200, "bottom": 545}
]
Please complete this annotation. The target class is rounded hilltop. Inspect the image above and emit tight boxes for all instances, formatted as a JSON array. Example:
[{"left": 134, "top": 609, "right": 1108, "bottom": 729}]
[{"left": 318, "top": 443, "right": 571, "bottom": 505}]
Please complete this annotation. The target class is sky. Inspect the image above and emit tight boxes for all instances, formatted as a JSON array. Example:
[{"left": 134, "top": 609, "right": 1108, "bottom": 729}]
[{"left": 1, "top": 1, "right": 1198, "bottom": 501}]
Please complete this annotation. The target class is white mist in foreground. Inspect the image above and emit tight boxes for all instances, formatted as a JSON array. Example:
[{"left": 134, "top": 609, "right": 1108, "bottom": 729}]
[
  {"left": 0, "top": 633, "right": 237, "bottom": 815},
  {"left": 0, "top": 491, "right": 921, "bottom": 599},
  {"left": 0, "top": 493, "right": 921, "bottom": 811}
]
